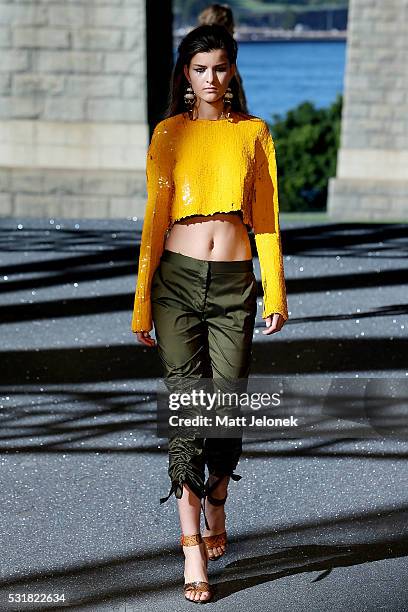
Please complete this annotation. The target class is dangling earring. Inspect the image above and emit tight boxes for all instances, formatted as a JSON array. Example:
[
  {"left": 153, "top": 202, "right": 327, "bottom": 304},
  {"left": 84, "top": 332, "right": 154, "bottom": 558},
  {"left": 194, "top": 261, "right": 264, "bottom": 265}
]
[
  {"left": 223, "top": 86, "right": 233, "bottom": 118},
  {"left": 184, "top": 84, "right": 196, "bottom": 118}
]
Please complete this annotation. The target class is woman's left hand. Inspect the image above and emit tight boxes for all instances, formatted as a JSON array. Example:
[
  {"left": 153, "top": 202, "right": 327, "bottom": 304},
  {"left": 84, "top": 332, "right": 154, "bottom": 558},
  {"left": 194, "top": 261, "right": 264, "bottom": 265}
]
[{"left": 262, "top": 313, "right": 285, "bottom": 335}]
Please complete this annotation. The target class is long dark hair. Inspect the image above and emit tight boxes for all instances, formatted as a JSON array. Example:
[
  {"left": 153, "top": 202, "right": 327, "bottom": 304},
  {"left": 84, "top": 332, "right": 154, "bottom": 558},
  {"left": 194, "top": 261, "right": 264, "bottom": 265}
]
[{"left": 164, "top": 24, "right": 248, "bottom": 118}]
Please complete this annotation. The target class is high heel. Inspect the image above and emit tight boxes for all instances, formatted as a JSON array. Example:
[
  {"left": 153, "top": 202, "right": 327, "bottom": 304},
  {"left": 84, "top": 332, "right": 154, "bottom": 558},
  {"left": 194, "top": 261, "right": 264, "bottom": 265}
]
[{"left": 181, "top": 533, "right": 213, "bottom": 604}]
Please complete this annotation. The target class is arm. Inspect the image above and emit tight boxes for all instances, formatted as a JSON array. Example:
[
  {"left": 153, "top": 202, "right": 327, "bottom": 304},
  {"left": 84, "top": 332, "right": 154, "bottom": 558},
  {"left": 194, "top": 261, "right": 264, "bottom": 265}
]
[
  {"left": 131, "top": 122, "right": 173, "bottom": 332},
  {"left": 252, "top": 121, "right": 289, "bottom": 322}
]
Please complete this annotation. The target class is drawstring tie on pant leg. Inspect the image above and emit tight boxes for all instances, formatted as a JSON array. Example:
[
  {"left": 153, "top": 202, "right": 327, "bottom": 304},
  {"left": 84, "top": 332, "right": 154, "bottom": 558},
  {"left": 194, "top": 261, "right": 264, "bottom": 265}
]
[
  {"left": 160, "top": 482, "right": 210, "bottom": 530},
  {"left": 160, "top": 481, "right": 184, "bottom": 504},
  {"left": 160, "top": 479, "right": 208, "bottom": 530},
  {"left": 200, "top": 497, "right": 210, "bottom": 531},
  {"left": 160, "top": 480, "right": 211, "bottom": 530}
]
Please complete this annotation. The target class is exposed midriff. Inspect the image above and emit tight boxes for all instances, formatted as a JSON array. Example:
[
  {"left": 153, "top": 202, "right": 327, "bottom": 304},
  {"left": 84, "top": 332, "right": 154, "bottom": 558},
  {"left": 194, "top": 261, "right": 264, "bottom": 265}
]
[{"left": 164, "top": 210, "right": 252, "bottom": 261}]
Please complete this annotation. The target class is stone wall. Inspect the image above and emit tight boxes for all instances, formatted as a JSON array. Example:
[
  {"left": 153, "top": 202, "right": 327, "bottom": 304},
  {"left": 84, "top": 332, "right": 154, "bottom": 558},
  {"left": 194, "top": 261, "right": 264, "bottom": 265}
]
[
  {"left": 327, "top": 0, "right": 408, "bottom": 221},
  {"left": 0, "top": 0, "right": 148, "bottom": 219}
]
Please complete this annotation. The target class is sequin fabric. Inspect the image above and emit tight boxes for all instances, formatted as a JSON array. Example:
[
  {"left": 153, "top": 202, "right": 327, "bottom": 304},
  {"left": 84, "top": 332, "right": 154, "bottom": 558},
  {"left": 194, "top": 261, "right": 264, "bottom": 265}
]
[{"left": 131, "top": 112, "right": 289, "bottom": 332}]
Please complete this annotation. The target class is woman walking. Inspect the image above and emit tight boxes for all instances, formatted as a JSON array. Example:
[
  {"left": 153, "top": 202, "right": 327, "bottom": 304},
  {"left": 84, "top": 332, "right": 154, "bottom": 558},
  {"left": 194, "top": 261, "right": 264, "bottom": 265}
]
[{"left": 131, "top": 24, "right": 289, "bottom": 603}]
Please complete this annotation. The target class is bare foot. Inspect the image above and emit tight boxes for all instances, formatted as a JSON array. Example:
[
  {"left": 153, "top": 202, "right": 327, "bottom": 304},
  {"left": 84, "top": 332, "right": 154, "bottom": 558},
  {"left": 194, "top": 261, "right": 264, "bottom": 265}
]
[{"left": 183, "top": 540, "right": 212, "bottom": 602}]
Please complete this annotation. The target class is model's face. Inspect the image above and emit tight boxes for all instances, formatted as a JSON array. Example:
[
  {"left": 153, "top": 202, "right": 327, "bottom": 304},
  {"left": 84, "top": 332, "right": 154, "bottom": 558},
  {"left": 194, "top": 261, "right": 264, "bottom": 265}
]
[{"left": 184, "top": 49, "right": 236, "bottom": 104}]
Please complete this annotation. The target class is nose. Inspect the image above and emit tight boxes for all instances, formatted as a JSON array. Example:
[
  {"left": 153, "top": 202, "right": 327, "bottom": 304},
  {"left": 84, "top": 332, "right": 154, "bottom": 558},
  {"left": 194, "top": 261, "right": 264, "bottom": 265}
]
[{"left": 206, "top": 69, "right": 215, "bottom": 83}]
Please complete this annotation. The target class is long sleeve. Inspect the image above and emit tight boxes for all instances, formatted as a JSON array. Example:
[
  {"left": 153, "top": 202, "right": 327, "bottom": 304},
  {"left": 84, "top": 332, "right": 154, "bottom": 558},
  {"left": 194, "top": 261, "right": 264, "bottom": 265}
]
[
  {"left": 131, "top": 122, "right": 173, "bottom": 332},
  {"left": 252, "top": 121, "right": 289, "bottom": 321}
]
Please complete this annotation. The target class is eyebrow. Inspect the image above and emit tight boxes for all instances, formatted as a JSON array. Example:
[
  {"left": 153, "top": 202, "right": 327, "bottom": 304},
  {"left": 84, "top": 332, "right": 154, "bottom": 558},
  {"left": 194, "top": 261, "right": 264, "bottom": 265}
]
[{"left": 192, "top": 62, "right": 228, "bottom": 67}]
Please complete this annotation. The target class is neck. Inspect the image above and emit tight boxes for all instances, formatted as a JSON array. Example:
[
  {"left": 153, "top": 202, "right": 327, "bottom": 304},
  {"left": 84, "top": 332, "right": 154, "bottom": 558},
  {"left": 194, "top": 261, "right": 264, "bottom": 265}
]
[{"left": 193, "top": 99, "right": 225, "bottom": 120}]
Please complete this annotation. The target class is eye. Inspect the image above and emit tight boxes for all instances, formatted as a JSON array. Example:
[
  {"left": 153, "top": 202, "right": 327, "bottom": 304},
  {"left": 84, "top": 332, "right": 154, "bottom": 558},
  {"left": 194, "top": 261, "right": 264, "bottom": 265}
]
[{"left": 193, "top": 67, "right": 227, "bottom": 74}]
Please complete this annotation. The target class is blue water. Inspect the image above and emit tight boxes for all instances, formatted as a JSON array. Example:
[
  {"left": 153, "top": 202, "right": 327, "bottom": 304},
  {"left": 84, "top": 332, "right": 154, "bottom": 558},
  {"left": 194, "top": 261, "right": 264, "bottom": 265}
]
[{"left": 176, "top": 41, "right": 346, "bottom": 122}]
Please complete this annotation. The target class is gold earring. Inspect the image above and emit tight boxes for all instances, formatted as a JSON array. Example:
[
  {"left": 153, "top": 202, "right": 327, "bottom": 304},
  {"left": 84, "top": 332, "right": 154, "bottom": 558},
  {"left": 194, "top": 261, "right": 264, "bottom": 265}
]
[
  {"left": 184, "top": 84, "right": 196, "bottom": 111},
  {"left": 223, "top": 86, "right": 233, "bottom": 118}
]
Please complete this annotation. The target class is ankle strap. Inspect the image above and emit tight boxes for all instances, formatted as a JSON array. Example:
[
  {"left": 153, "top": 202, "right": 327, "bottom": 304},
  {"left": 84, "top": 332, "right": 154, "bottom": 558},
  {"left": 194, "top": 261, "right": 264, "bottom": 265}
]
[
  {"left": 207, "top": 491, "right": 228, "bottom": 506},
  {"left": 181, "top": 533, "right": 203, "bottom": 547},
  {"left": 204, "top": 471, "right": 242, "bottom": 506}
]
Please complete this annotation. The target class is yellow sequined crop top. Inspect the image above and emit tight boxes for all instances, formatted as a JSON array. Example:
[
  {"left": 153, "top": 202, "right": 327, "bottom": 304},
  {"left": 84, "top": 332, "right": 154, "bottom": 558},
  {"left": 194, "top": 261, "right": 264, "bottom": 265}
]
[{"left": 131, "top": 111, "right": 289, "bottom": 332}]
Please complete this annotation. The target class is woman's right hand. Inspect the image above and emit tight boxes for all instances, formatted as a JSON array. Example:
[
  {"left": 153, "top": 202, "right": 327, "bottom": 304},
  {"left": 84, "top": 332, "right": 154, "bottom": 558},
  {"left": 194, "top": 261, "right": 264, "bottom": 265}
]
[{"left": 135, "top": 331, "right": 156, "bottom": 347}]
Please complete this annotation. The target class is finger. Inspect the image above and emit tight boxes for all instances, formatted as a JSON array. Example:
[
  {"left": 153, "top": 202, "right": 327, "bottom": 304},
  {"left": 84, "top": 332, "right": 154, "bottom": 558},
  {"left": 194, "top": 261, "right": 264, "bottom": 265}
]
[
  {"left": 261, "top": 316, "right": 279, "bottom": 334},
  {"left": 262, "top": 325, "right": 276, "bottom": 335},
  {"left": 142, "top": 335, "right": 156, "bottom": 346},
  {"left": 136, "top": 332, "right": 154, "bottom": 346},
  {"left": 262, "top": 321, "right": 284, "bottom": 334}
]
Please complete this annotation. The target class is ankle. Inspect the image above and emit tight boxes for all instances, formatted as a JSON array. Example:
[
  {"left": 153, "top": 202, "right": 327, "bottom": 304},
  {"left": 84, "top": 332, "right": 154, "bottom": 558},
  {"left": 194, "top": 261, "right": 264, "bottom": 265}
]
[
  {"left": 183, "top": 541, "right": 206, "bottom": 557},
  {"left": 183, "top": 543, "right": 208, "bottom": 578}
]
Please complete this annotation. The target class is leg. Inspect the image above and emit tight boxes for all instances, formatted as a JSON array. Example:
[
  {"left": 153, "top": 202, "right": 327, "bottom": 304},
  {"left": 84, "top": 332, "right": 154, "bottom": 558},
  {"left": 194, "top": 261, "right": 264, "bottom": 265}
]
[
  {"left": 151, "top": 256, "right": 213, "bottom": 601},
  {"left": 202, "top": 265, "right": 257, "bottom": 558},
  {"left": 152, "top": 259, "right": 212, "bottom": 506}
]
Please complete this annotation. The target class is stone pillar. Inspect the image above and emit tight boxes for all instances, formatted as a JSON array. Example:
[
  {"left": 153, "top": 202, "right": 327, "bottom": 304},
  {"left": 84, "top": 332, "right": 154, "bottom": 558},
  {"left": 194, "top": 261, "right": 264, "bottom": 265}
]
[
  {"left": 0, "top": 0, "right": 172, "bottom": 219},
  {"left": 327, "top": 0, "right": 408, "bottom": 221}
]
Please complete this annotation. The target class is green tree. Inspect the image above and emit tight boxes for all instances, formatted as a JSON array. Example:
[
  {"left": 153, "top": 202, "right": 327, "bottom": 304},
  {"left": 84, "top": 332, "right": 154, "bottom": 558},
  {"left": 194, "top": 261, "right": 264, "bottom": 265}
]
[
  {"left": 281, "top": 9, "right": 297, "bottom": 29},
  {"left": 268, "top": 93, "right": 342, "bottom": 212}
]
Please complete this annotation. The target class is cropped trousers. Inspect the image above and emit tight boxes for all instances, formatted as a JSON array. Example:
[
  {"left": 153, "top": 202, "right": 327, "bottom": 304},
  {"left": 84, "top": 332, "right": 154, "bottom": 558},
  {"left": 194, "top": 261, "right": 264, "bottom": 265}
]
[{"left": 151, "top": 249, "right": 257, "bottom": 523}]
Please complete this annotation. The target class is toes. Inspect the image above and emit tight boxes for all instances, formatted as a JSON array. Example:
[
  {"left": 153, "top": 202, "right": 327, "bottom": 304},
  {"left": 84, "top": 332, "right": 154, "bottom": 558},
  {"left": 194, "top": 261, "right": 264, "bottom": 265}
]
[{"left": 205, "top": 541, "right": 227, "bottom": 560}]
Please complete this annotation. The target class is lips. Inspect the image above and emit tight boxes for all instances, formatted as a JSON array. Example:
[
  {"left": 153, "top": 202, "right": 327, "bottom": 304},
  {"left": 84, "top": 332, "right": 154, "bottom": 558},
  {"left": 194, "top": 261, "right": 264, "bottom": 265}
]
[{"left": 204, "top": 88, "right": 217, "bottom": 92}]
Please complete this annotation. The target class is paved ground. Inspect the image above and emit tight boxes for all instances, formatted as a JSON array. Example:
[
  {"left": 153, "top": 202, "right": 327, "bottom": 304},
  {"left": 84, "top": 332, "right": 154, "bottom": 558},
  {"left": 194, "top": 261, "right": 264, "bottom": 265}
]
[{"left": 0, "top": 215, "right": 407, "bottom": 611}]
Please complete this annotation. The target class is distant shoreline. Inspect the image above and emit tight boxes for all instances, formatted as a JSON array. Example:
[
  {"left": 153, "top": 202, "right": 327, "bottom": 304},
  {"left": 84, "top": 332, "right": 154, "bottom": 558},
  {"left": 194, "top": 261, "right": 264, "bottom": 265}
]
[{"left": 174, "top": 27, "right": 347, "bottom": 44}]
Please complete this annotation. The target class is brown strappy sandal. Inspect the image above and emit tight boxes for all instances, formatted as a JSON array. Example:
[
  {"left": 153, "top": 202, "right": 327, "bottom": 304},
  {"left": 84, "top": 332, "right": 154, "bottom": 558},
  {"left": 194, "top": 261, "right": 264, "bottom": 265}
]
[
  {"left": 181, "top": 533, "right": 213, "bottom": 604},
  {"left": 202, "top": 477, "right": 228, "bottom": 561}
]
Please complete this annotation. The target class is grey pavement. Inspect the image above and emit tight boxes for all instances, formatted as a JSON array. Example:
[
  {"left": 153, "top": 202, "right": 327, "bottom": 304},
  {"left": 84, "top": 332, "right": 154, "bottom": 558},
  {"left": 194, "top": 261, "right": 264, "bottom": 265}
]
[{"left": 0, "top": 214, "right": 407, "bottom": 611}]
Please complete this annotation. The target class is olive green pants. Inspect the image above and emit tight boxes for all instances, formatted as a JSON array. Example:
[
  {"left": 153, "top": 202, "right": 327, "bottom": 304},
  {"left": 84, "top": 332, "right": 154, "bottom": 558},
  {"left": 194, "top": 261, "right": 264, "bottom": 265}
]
[{"left": 151, "top": 249, "right": 257, "bottom": 514}]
